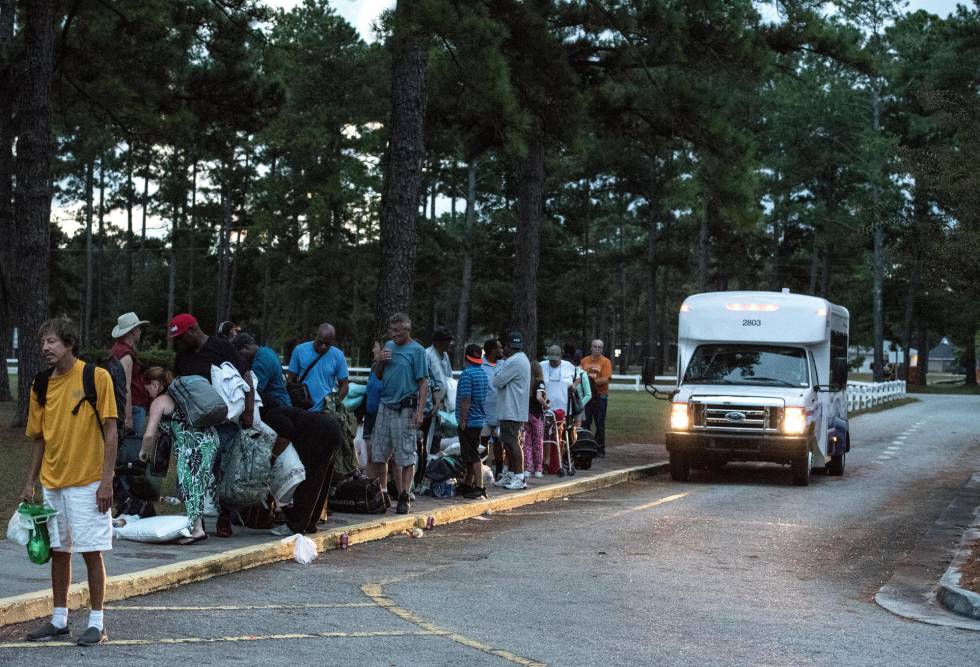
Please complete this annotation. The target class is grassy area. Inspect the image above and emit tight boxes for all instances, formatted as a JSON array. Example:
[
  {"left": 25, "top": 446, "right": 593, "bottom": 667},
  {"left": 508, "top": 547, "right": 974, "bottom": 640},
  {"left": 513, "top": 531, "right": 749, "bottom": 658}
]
[
  {"left": 603, "top": 391, "right": 669, "bottom": 446},
  {"left": 908, "top": 384, "right": 980, "bottom": 395},
  {"left": 849, "top": 397, "right": 919, "bottom": 417}
]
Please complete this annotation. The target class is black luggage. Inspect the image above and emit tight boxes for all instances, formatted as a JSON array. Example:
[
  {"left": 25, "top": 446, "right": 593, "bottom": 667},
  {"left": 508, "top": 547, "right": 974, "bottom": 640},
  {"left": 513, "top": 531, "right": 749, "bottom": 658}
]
[{"left": 329, "top": 476, "right": 386, "bottom": 514}]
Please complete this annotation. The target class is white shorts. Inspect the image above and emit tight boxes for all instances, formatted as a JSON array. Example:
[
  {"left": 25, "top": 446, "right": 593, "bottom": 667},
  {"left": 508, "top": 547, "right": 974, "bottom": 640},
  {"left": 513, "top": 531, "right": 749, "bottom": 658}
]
[{"left": 42, "top": 481, "right": 113, "bottom": 553}]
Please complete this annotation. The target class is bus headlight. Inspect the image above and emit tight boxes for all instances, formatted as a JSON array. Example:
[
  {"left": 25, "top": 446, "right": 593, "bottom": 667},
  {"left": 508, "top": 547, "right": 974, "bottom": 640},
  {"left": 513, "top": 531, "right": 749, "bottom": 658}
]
[
  {"left": 782, "top": 407, "right": 806, "bottom": 435},
  {"left": 670, "top": 403, "right": 689, "bottom": 430}
]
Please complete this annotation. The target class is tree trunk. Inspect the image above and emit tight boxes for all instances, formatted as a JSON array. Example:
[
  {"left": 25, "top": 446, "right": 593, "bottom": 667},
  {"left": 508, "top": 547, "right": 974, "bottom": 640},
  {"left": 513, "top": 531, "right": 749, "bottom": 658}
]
[
  {"left": 914, "top": 326, "right": 929, "bottom": 388},
  {"left": 618, "top": 204, "right": 627, "bottom": 374},
  {"left": 512, "top": 142, "right": 545, "bottom": 362},
  {"left": 698, "top": 190, "right": 710, "bottom": 293},
  {"left": 0, "top": 0, "right": 14, "bottom": 402},
  {"left": 261, "top": 259, "right": 271, "bottom": 345},
  {"left": 126, "top": 154, "right": 134, "bottom": 288},
  {"left": 375, "top": 0, "right": 428, "bottom": 337},
  {"left": 166, "top": 245, "right": 176, "bottom": 351},
  {"left": 96, "top": 157, "right": 105, "bottom": 345},
  {"left": 83, "top": 160, "right": 94, "bottom": 346},
  {"left": 871, "top": 80, "right": 885, "bottom": 382},
  {"left": 963, "top": 322, "right": 977, "bottom": 386},
  {"left": 12, "top": 0, "right": 57, "bottom": 426},
  {"left": 808, "top": 236, "right": 819, "bottom": 295},
  {"left": 900, "top": 277, "right": 915, "bottom": 381},
  {"left": 454, "top": 160, "right": 476, "bottom": 366},
  {"left": 646, "top": 202, "right": 659, "bottom": 375}
]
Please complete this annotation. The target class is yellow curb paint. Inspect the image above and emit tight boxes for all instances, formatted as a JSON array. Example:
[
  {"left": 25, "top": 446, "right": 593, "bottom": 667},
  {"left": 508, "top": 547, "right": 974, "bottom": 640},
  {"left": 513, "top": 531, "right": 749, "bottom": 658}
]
[
  {"left": 0, "top": 462, "right": 666, "bottom": 628},
  {"left": 361, "top": 583, "right": 547, "bottom": 667},
  {"left": 607, "top": 492, "right": 689, "bottom": 519},
  {"left": 0, "top": 629, "right": 437, "bottom": 650}
]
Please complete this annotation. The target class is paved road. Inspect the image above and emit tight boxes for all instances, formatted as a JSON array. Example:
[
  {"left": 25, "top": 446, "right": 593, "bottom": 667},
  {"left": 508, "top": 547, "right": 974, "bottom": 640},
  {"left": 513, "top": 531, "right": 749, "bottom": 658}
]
[{"left": 1, "top": 394, "right": 978, "bottom": 666}]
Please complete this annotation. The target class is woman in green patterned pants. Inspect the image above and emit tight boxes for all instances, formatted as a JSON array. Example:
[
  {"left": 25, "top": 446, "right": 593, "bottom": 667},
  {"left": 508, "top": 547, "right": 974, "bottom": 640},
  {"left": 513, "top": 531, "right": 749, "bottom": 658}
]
[{"left": 139, "top": 367, "right": 217, "bottom": 544}]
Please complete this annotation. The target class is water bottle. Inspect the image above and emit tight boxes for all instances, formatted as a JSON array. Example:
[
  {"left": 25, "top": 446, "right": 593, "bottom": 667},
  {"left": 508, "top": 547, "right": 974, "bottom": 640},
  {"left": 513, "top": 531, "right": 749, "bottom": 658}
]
[
  {"left": 339, "top": 532, "right": 349, "bottom": 550},
  {"left": 425, "top": 515, "right": 435, "bottom": 530}
]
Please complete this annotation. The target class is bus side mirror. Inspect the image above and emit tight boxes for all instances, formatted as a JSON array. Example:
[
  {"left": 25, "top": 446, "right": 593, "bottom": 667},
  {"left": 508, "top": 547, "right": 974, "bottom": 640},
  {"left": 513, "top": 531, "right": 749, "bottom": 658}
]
[{"left": 816, "top": 384, "right": 842, "bottom": 393}]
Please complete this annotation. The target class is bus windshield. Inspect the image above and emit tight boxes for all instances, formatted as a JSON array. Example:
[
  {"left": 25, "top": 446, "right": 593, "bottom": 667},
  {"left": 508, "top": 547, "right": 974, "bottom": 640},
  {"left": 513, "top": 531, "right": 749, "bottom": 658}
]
[{"left": 683, "top": 345, "right": 809, "bottom": 388}]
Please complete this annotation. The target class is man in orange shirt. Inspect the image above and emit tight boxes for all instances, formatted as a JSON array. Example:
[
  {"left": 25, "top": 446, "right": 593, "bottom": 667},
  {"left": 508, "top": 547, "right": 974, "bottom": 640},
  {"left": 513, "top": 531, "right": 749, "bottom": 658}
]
[
  {"left": 579, "top": 339, "right": 612, "bottom": 455},
  {"left": 21, "top": 318, "right": 118, "bottom": 646}
]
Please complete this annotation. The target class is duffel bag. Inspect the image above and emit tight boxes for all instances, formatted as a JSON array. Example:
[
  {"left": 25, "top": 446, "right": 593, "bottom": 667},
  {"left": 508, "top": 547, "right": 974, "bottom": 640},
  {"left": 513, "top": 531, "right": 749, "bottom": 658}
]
[
  {"left": 329, "top": 476, "right": 385, "bottom": 514},
  {"left": 168, "top": 375, "right": 228, "bottom": 429},
  {"left": 217, "top": 427, "right": 274, "bottom": 508},
  {"left": 115, "top": 431, "right": 173, "bottom": 501}
]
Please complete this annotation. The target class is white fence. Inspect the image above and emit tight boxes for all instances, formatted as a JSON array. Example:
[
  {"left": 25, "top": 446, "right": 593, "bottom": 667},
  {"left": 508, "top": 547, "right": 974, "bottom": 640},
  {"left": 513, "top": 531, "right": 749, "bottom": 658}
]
[
  {"left": 5, "top": 359, "right": 906, "bottom": 411},
  {"left": 845, "top": 380, "right": 906, "bottom": 412}
]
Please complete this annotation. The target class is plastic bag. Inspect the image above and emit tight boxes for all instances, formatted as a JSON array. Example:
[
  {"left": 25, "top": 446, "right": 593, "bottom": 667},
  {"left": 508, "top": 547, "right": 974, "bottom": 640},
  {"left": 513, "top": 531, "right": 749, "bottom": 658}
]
[
  {"left": 271, "top": 444, "right": 306, "bottom": 505},
  {"left": 354, "top": 423, "right": 368, "bottom": 469},
  {"left": 482, "top": 464, "right": 494, "bottom": 486},
  {"left": 6, "top": 511, "right": 30, "bottom": 546},
  {"left": 115, "top": 515, "right": 192, "bottom": 543},
  {"left": 282, "top": 533, "right": 317, "bottom": 564}
]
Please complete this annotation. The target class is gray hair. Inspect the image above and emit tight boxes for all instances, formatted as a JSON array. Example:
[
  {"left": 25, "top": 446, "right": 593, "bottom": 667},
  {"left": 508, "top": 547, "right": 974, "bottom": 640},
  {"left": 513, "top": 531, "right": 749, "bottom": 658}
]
[{"left": 389, "top": 312, "right": 412, "bottom": 329}]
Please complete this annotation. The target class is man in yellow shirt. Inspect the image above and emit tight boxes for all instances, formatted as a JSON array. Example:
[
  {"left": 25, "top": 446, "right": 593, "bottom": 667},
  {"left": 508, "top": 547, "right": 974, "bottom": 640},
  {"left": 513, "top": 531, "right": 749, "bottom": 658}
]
[
  {"left": 579, "top": 339, "right": 612, "bottom": 455},
  {"left": 20, "top": 318, "right": 118, "bottom": 646}
]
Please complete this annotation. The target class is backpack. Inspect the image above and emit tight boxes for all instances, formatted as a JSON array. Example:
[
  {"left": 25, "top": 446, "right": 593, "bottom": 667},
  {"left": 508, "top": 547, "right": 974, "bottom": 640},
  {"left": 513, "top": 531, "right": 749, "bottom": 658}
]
[
  {"left": 217, "top": 427, "right": 275, "bottom": 508},
  {"left": 33, "top": 361, "right": 117, "bottom": 433},
  {"left": 329, "top": 476, "right": 386, "bottom": 514},
  {"left": 425, "top": 454, "right": 465, "bottom": 483},
  {"left": 322, "top": 394, "right": 360, "bottom": 479},
  {"left": 167, "top": 375, "right": 228, "bottom": 429}
]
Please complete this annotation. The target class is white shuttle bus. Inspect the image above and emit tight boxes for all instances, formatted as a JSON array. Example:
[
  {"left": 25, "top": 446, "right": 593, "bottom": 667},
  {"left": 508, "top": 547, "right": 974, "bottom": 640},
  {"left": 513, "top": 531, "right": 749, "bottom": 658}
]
[{"left": 665, "top": 290, "right": 850, "bottom": 486}]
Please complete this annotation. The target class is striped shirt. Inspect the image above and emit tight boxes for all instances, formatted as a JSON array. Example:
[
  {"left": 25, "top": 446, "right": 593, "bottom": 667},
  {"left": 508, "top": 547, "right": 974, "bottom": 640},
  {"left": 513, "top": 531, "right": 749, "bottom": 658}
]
[{"left": 456, "top": 365, "right": 489, "bottom": 428}]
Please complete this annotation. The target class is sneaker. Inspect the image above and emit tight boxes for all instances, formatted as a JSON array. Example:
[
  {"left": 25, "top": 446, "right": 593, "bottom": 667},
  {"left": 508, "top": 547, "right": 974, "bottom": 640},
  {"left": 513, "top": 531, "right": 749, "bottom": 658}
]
[
  {"left": 269, "top": 524, "right": 293, "bottom": 537},
  {"left": 396, "top": 492, "right": 410, "bottom": 514},
  {"left": 76, "top": 626, "right": 107, "bottom": 646},
  {"left": 504, "top": 475, "right": 527, "bottom": 490},
  {"left": 534, "top": 471, "right": 543, "bottom": 479},
  {"left": 492, "top": 472, "right": 512, "bottom": 487},
  {"left": 409, "top": 492, "right": 416, "bottom": 502},
  {"left": 26, "top": 621, "right": 70, "bottom": 642},
  {"left": 463, "top": 487, "right": 487, "bottom": 499}
]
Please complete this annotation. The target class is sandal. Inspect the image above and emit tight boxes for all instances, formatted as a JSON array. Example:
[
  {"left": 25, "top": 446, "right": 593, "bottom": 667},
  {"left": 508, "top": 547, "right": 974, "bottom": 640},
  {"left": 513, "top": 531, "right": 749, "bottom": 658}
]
[{"left": 215, "top": 513, "right": 233, "bottom": 538}]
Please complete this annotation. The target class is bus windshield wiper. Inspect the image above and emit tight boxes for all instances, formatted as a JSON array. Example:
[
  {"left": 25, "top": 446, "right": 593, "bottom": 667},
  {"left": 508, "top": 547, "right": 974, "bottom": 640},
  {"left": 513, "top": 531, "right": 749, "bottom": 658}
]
[
  {"left": 741, "top": 377, "right": 797, "bottom": 387},
  {"left": 684, "top": 377, "right": 733, "bottom": 384}
]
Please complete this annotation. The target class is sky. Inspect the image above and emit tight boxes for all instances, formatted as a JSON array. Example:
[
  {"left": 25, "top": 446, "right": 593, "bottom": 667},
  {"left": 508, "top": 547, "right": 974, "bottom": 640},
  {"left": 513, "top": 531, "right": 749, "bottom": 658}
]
[
  {"left": 54, "top": 0, "right": 970, "bottom": 237},
  {"left": 268, "top": 1, "right": 968, "bottom": 42}
]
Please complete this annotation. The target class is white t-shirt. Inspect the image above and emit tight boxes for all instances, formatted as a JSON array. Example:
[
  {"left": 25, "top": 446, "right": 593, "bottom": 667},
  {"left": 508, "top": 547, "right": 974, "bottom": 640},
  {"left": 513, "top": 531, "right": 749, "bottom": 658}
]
[{"left": 541, "top": 360, "right": 575, "bottom": 413}]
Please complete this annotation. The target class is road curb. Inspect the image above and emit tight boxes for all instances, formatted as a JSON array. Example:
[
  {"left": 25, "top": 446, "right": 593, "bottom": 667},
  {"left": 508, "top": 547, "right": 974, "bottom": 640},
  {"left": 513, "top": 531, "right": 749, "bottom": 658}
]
[
  {"left": 0, "top": 462, "right": 667, "bottom": 628},
  {"left": 937, "top": 472, "right": 980, "bottom": 620}
]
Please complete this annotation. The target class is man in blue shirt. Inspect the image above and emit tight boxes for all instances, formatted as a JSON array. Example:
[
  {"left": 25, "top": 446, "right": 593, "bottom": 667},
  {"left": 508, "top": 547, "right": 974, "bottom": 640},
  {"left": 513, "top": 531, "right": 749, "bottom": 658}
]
[
  {"left": 231, "top": 333, "right": 291, "bottom": 409},
  {"left": 456, "top": 343, "right": 489, "bottom": 499},
  {"left": 286, "top": 323, "right": 349, "bottom": 412},
  {"left": 371, "top": 312, "right": 428, "bottom": 514}
]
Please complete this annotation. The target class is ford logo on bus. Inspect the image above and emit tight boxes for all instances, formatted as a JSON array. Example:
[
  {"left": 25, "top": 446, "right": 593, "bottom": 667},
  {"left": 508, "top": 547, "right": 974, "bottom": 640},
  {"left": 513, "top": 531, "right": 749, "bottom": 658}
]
[{"left": 725, "top": 411, "right": 747, "bottom": 422}]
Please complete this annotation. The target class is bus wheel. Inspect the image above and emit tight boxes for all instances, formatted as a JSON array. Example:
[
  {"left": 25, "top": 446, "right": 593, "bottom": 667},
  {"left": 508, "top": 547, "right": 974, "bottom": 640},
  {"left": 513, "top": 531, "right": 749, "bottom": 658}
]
[
  {"left": 669, "top": 449, "right": 690, "bottom": 482},
  {"left": 827, "top": 453, "right": 845, "bottom": 476},
  {"left": 791, "top": 448, "right": 811, "bottom": 486}
]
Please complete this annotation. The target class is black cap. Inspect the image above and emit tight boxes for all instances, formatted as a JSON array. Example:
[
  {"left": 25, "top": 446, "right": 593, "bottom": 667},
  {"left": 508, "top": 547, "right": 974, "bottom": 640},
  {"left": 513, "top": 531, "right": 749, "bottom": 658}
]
[
  {"left": 432, "top": 325, "right": 454, "bottom": 342},
  {"left": 506, "top": 331, "right": 524, "bottom": 350}
]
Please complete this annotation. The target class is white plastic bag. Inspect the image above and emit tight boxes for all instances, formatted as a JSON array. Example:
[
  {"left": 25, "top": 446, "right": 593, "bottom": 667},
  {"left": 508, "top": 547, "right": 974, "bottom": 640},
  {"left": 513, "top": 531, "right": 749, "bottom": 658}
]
[
  {"left": 482, "top": 464, "right": 494, "bottom": 486},
  {"left": 282, "top": 533, "right": 317, "bottom": 564},
  {"left": 211, "top": 362, "right": 249, "bottom": 421},
  {"left": 354, "top": 423, "right": 368, "bottom": 468},
  {"left": 271, "top": 444, "right": 306, "bottom": 505},
  {"left": 115, "top": 515, "right": 192, "bottom": 543},
  {"left": 6, "top": 511, "right": 30, "bottom": 546},
  {"left": 440, "top": 437, "right": 461, "bottom": 457}
]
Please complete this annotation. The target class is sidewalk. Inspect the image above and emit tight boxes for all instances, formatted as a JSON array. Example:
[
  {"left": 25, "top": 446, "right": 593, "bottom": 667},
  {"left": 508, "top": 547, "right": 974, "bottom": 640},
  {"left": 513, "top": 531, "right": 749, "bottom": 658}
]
[{"left": 0, "top": 442, "right": 668, "bottom": 627}]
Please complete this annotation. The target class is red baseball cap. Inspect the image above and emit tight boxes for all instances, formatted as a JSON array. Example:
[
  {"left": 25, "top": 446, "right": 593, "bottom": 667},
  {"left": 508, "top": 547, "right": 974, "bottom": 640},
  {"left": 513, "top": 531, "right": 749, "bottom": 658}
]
[{"left": 168, "top": 313, "right": 198, "bottom": 338}]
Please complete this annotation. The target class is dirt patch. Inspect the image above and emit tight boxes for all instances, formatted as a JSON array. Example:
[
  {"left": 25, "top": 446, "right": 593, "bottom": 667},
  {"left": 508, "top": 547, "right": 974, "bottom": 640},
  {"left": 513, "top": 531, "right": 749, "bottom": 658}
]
[{"left": 959, "top": 539, "right": 980, "bottom": 593}]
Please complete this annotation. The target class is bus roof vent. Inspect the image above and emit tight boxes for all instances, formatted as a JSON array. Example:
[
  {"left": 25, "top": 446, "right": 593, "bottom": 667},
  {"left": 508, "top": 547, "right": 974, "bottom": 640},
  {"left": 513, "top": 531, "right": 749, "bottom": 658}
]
[{"left": 781, "top": 287, "right": 790, "bottom": 294}]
